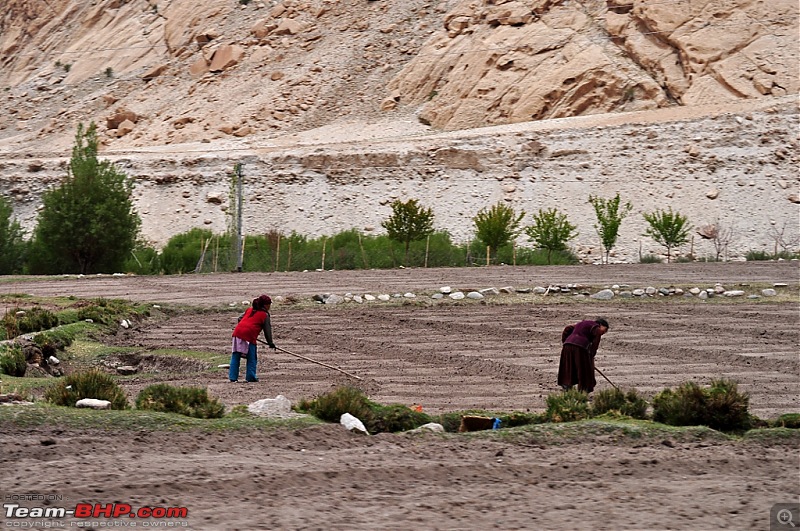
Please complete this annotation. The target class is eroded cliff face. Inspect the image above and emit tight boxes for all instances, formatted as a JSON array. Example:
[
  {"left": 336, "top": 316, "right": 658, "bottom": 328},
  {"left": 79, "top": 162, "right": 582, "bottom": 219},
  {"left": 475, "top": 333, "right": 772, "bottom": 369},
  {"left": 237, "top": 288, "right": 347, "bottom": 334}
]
[
  {"left": 0, "top": 0, "right": 796, "bottom": 149},
  {"left": 0, "top": 0, "right": 797, "bottom": 259},
  {"left": 386, "top": 0, "right": 798, "bottom": 129}
]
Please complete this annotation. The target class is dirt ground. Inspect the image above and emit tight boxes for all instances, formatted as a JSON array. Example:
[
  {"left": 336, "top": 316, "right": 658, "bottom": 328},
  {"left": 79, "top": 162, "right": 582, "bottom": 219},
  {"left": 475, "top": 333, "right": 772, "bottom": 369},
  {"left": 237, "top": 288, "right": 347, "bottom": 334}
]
[{"left": 1, "top": 262, "right": 799, "bottom": 530}]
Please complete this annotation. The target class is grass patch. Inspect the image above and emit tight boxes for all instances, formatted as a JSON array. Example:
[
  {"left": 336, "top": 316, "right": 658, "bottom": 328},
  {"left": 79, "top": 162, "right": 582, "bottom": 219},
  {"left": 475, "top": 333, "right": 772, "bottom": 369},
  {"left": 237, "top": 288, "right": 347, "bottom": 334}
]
[
  {"left": 136, "top": 384, "right": 225, "bottom": 419},
  {"left": 297, "top": 386, "right": 431, "bottom": 433},
  {"left": 545, "top": 388, "right": 590, "bottom": 422},
  {"left": 652, "top": 379, "right": 751, "bottom": 432},
  {"left": 591, "top": 388, "right": 649, "bottom": 419},
  {"left": 0, "top": 402, "right": 320, "bottom": 431},
  {"left": 0, "top": 344, "right": 26, "bottom": 376},
  {"left": 43, "top": 370, "right": 129, "bottom": 409},
  {"left": 772, "top": 413, "right": 800, "bottom": 429}
]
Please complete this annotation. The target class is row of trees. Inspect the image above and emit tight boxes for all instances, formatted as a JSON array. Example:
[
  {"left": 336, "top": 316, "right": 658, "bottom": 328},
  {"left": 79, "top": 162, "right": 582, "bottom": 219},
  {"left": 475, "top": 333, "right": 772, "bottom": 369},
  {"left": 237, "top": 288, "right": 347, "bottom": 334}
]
[
  {"left": 383, "top": 195, "right": 693, "bottom": 267},
  {"left": 2, "top": 121, "right": 792, "bottom": 275}
]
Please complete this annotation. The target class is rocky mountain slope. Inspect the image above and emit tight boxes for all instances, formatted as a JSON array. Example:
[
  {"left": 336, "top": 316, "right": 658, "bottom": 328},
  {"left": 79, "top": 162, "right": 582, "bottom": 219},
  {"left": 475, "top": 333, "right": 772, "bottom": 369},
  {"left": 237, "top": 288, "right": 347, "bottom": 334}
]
[{"left": 0, "top": 0, "right": 797, "bottom": 261}]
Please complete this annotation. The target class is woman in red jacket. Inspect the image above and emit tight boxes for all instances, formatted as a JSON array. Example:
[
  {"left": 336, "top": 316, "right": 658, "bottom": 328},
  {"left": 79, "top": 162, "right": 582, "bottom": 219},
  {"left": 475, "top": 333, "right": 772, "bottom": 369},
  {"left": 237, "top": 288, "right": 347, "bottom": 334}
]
[
  {"left": 229, "top": 294, "right": 276, "bottom": 383},
  {"left": 557, "top": 317, "right": 609, "bottom": 393}
]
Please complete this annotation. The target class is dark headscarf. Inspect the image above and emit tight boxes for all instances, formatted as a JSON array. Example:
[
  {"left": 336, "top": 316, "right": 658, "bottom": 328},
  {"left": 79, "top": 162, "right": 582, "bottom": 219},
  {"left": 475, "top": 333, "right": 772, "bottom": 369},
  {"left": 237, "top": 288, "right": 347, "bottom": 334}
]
[{"left": 250, "top": 294, "right": 272, "bottom": 316}]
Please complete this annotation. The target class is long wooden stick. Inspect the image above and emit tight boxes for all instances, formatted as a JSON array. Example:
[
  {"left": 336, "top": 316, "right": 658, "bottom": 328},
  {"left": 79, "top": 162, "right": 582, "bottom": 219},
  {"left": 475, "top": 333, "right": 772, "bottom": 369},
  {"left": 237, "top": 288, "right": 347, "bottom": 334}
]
[
  {"left": 595, "top": 366, "right": 619, "bottom": 390},
  {"left": 259, "top": 340, "right": 362, "bottom": 380}
]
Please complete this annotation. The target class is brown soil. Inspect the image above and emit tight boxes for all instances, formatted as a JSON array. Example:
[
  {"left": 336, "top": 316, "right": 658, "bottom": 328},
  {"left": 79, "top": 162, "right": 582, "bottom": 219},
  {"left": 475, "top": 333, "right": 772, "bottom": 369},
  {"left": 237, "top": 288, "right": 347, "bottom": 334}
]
[{"left": 1, "top": 262, "right": 798, "bottom": 530}]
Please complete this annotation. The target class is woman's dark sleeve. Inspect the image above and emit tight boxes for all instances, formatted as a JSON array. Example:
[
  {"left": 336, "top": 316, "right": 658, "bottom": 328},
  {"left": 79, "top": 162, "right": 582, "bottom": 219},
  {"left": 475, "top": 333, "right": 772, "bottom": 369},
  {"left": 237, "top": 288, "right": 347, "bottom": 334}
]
[
  {"left": 588, "top": 328, "right": 602, "bottom": 358},
  {"left": 262, "top": 314, "right": 275, "bottom": 347}
]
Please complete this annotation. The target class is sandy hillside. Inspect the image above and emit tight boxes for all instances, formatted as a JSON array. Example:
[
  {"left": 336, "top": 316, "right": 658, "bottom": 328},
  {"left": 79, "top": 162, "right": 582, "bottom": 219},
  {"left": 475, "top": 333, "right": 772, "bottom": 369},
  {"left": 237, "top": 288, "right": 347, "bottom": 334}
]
[{"left": 0, "top": 0, "right": 797, "bottom": 261}]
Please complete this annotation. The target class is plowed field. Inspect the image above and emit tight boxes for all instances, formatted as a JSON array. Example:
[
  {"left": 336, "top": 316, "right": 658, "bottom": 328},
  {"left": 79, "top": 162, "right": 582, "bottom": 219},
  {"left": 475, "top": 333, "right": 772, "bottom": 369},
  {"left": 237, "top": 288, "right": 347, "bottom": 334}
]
[{"left": 1, "top": 261, "right": 798, "bottom": 530}]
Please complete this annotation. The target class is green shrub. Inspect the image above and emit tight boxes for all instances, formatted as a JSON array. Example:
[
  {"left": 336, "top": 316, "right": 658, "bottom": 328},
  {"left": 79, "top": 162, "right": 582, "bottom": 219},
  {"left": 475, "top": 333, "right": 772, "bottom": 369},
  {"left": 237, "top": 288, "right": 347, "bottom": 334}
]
[
  {"left": 44, "top": 370, "right": 128, "bottom": 409},
  {"left": 1, "top": 307, "right": 59, "bottom": 338},
  {"left": 745, "top": 250, "right": 771, "bottom": 261},
  {"left": 745, "top": 250, "right": 798, "bottom": 261},
  {"left": 773, "top": 413, "right": 800, "bottom": 429},
  {"left": 652, "top": 379, "right": 750, "bottom": 432},
  {"left": 33, "top": 328, "right": 76, "bottom": 358},
  {"left": 297, "top": 386, "right": 373, "bottom": 422},
  {"left": 545, "top": 388, "right": 590, "bottom": 422},
  {"left": 135, "top": 384, "right": 224, "bottom": 418},
  {"left": 297, "top": 386, "right": 432, "bottom": 433},
  {"left": 160, "top": 228, "right": 214, "bottom": 274},
  {"left": 497, "top": 411, "right": 547, "bottom": 427},
  {"left": 368, "top": 403, "right": 431, "bottom": 433},
  {"left": 123, "top": 243, "right": 161, "bottom": 275},
  {"left": 591, "top": 388, "right": 649, "bottom": 419},
  {"left": 639, "top": 254, "right": 663, "bottom": 264},
  {"left": 76, "top": 298, "right": 142, "bottom": 326},
  {"left": 434, "top": 412, "right": 466, "bottom": 432},
  {"left": 0, "top": 345, "right": 26, "bottom": 377}
]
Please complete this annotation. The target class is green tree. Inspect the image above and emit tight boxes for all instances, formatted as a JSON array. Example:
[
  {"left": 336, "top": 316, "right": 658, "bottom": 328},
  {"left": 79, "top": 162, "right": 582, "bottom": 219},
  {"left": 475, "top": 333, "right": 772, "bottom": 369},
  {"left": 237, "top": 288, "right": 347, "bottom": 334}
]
[
  {"left": 473, "top": 202, "right": 525, "bottom": 262},
  {"left": 29, "top": 122, "right": 140, "bottom": 274},
  {"left": 589, "top": 193, "right": 632, "bottom": 264},
  {"left": 0, "top": 195, "right": 26, "bottom": 274},
  {"left": 381, "top": 199, "right": 435, "bottom": 266},
  {"left": 524, "top": 208, "right": 578, "bottom": 264},
  {"left": 642, "top": 207, "right": 692, "bottom": 263}
]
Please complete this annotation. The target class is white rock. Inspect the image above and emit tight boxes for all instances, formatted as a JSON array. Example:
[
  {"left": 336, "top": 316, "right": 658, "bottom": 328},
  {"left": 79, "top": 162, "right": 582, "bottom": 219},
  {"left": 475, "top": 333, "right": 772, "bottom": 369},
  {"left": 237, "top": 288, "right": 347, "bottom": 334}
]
[
  {"left": 698, "top": 291, "right": 709, "bottom": 300},
  {"left": 466, "top": 291, "right": 484, "bottom": 299},
  {"left": 341, "top": 412, "right": 368, "bottom": 434},
  {"left": 248, "top": 395, "right": 294, "bottom": 418},
  {"left": 363, "top": 294, "right": 376, "bottom": 301},
  {"left": 409, "top": 422, "right": 445, "bottom": 434},
  {"left": 120, "top": 319, "right": 130, "bottom": 329},
  {"left": 761, "top": 288, "right": 777, "bottom": 297},
  {"left": 48, "top": 356, "right": 60, "bottom": 365},
  {"left": 689, "top": 287, "right": 701, "bottom": 295},
  {"left": 431, "top": 293, "right": 444, "bottom": 299},
  {"left": 479, "top": 287, "right": 499, "bottom": 296},
  {"left": 377, "top": 294, "right": 391, "bottom": 301},
  {"left": 723, "top": 290, "right": 745, "bottom": 297},
  {"left": 591, "top": 289, "right": 615, "bottom": 300},
  {"left": 353, "top": 295, "right": 363, "bottom": 303},
  {"left": 324, "top": 294, "right": 344, "bottom": 305},
  {"left": 404, "top": 292, "right": 416, "bottom": 298},
  {"left": 76, "top": 398, "right": 111, "bottom": 410},
  {"left": 533, "top": 286, "right": 547, "bottom": 294},
  {"left": 449, "top": 291, "right": 465, "bottom": 300},
  {"left": 440, "top": 286, "right": 452, "bottom": 294},
  {"left": 632, "top": 288, "right": 645, "bottom": 296}
]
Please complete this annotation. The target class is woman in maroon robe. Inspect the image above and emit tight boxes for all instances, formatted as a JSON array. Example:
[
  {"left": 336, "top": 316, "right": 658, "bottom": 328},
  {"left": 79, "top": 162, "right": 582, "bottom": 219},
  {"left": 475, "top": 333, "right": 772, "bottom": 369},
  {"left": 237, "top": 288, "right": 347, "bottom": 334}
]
[{"left": 557, "top": 318, "right": 609, "bottom": 393}]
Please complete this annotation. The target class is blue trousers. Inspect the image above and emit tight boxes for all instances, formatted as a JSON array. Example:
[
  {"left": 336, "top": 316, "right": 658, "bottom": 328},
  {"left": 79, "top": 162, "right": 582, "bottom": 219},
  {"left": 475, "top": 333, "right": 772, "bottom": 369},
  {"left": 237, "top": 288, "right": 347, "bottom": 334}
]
[{"left": 229, "top": 342, "right": 258, "bottom": 382}]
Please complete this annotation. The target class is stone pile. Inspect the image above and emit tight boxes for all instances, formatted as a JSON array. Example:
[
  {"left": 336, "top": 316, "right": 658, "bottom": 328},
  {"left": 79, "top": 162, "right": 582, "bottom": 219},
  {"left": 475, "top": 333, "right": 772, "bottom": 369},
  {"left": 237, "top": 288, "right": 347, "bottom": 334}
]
[{"left": 309, "top": 282, "right": 787, "bottom": 305}]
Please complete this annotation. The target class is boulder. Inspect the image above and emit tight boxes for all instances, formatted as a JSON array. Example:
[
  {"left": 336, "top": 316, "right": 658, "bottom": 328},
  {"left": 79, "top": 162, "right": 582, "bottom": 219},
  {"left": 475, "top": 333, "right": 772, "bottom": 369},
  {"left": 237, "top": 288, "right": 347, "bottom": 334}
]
[{"left": 209, "top": 44, "right": 245, "bottom": 72}]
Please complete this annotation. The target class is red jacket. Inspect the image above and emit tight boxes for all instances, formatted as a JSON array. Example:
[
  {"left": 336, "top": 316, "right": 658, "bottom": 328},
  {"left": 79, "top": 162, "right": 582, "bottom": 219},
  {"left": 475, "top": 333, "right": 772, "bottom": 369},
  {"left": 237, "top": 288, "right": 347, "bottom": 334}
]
[{"left": 232, "top": 309, "right": 271, "bottom": 344}]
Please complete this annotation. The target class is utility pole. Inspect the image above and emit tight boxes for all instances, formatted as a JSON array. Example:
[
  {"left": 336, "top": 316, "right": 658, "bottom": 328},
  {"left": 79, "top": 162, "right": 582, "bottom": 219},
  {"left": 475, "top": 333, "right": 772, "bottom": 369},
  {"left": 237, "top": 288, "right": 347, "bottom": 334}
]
[{"left": 235, "top": 162, "right": 244, "bottom": 272}]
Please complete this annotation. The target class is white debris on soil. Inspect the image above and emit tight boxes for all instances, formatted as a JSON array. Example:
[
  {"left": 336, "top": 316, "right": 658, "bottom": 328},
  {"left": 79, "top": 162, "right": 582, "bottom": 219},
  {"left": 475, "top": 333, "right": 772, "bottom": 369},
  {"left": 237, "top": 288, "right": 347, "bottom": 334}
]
[
  {"left": 408, "top": 423, "right": 445, "bottom": 434},
  {"left": 340, "top": 413, "right": 368, "bottom": 434},
  {"left": 76, "top": 398, "right": 111, "bottom": 409},
  {"left": 248, "top": 395, "right": 308, "bottom": 419}
]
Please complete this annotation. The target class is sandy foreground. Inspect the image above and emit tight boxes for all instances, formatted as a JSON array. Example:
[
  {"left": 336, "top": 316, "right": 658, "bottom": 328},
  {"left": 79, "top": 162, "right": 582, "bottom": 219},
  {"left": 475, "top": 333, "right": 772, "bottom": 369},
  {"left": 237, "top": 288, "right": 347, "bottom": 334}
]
[{"left": 1, "top": 261, "right": 798, "bottom": 530}]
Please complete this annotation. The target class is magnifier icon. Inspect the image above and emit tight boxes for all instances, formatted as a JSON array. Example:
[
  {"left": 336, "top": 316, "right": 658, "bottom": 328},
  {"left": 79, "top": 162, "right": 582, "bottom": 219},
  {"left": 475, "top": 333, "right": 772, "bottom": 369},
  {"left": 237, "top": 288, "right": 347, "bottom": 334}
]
[{"left": 778, "top": 509, "right": 796, "bottom": 527}]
